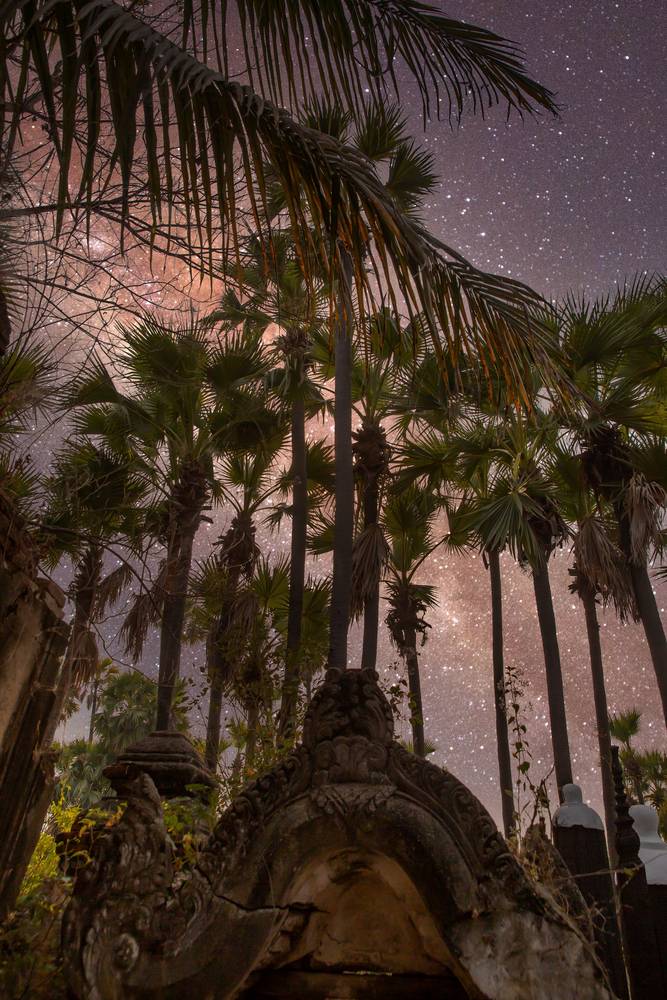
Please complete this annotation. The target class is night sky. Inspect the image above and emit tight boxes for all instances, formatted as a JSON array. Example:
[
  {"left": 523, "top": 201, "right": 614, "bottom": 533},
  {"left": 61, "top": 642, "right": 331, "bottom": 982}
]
[
  {"left": 384, "top": 0, "right": 667, "bottom": 820},
  {"left": 54, "top": 1, "right": 667, "bottom": 826}
]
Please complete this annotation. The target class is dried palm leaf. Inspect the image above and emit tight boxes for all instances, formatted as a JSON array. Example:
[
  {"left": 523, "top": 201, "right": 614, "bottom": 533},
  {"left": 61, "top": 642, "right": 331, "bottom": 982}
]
[
  {"left": 625, "top": 472, "right": 666, "bottom": 564},
  {"left": 572, "top": 516, "right": 636, "bottom": 621},
  {"left": 350, "top": 522, "right": 390, "bottom": 619},
  {"left": 120, "top": 559, "right": 167, "bottom": 661},
  {"left": 66, "top": 625, "right": 99, "bottom": 691},
  {"left": 93, "top": 560, "right": 134, "bottom": 617}
]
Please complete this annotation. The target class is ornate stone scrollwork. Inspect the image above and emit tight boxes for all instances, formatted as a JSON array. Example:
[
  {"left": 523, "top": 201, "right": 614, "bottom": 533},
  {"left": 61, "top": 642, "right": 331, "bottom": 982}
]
[
  {"left": 62, "top": 669, "right": 612, "bottom": 999},
  {"left": 62, "top": 767, "right": 175, "bottom": 993}
]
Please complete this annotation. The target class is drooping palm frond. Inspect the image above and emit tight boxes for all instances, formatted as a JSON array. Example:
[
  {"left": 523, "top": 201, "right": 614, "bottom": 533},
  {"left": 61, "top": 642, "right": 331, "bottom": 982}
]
[
  {"left": 200, "top": 0, "right": 559, "bottom": 121},
  {"left": 624, "top": 472, "right": 666, "bottom": 564},
  {"left": 120, "top": 559, "right": 167, "bottom": 661},
  {"left": 2, "top": 1, "right": 563, "bottom": 405},
  {"left": 350, "top": 522, "right": 390, "bottom": 619},
  {"left": 572, "top": 515, "right": 636, "bottom": 620},
  {"left": 94, "top": 560, "right": 135, "bottom": 618}
]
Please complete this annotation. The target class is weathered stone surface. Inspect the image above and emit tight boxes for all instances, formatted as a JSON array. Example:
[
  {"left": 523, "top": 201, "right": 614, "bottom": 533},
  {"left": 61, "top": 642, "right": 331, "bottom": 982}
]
[
  {"left": 63, "top": 668, "right": 614, "bottom": 999},
  {"left": 0, "top": 495, "right": 70, "bottom": 921},
  {"left": 107, "top": 730, "right": 215, "bottom": 798}
]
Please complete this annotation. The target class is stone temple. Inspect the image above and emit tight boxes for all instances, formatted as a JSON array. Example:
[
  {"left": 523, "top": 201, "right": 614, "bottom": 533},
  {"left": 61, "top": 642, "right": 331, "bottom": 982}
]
[{"left": 61, "top": 669, "right": 613, "bottom": 999}]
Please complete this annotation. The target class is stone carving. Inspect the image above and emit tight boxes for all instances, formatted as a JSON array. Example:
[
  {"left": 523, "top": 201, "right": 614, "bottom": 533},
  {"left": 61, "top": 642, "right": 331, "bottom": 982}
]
[
  {"left": 62, "top": 767, "right": 175, "bottom": 994},
  {"left": 63, "top": 668, "right": 613, "bottom": 999}
]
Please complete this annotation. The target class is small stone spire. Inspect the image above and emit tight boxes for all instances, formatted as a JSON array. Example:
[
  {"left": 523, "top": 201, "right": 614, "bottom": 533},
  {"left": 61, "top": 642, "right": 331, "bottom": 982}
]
[{"left": 611, "top": 745, "right": 641, "bottom": 870}]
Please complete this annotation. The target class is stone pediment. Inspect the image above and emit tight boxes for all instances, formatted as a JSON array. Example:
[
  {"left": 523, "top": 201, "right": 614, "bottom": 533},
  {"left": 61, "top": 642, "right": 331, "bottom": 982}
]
[{"left": 62, "top": 669, "right": 613, "bottom": 999}]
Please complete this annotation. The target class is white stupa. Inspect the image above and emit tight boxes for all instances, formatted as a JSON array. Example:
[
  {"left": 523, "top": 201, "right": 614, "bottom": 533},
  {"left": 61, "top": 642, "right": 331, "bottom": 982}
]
[
  {"left": 553, "top": 783, "right": 605, "bottom": 831},
  {"left": 629, "top": 804, "right": 667, "bottom": 885}
]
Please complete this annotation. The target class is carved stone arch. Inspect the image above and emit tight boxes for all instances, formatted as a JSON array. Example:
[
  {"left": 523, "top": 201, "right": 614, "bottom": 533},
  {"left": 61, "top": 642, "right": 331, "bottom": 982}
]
[{"left": 62, "top": 670, "right": 613, "bottom": 999}]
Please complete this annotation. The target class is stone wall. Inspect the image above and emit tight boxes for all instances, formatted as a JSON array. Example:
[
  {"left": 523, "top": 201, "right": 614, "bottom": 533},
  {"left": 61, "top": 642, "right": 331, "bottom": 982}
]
[{"left": 0, "top": 496, "right": 69, "bottom": 921}]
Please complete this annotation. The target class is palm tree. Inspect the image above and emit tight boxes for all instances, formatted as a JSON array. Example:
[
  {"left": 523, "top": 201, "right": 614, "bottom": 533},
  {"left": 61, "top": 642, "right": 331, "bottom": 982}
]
[
  {"left": 550, "top": 444, "right": 636, "bottom": 851},
  {"left": 211, "top": 232, "right": 329, "bottom": 738},
  {"left": 351, "top": 308, "right": 427, "bottom": 673},
  {"left": 383, "top": 486, "right": 441, "bottom": 758},
  {"left": 557, "top": 278, "right": 667, "bottom": 724},
  {"left": 609, "top": 708, "right": 645, "bottom": 804},
  {"left": 441, "top": 414, "right": 575, "bottom": 793},
  {"left": 3, "top": 1, "right": 559, "bottom": 376},
  {"left": 42, "top": 442, "right": 147, "bottom": 691},
  {"left": 194, "top": 445, "right": 284, "bottom": 770},
  {"left": 300, "top": 100, "right": 438, "bottom": 674},
  {"left": 0, "top": 338, "right": 54, "bottom": 508},
  {"left": 7, "top": 3, "right": 566, "bottom": 695},
  {"left": 63, "top": 316, "right": 274, "bottom": 729}
]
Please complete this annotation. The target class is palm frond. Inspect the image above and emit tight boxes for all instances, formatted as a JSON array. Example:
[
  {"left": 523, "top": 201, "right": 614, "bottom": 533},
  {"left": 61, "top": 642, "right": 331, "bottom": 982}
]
[
  {"left": 572, "top": 516, "right": 636, "bottom": 620},
  {"left": 624, "top": 472, "right": 666, "bottom": 563},
  {"left": 350, "top": 522, "right": 390, "bottom": 619},
  {"left": 120, "top": 560, "right": 167, "bottom": 661},
  {"left": 203, "top": 0, "right": 559, "bottom": 121},
  {"left": 2, "top": 1, "right": 564, "bottom": 406},
  {"left": 94, "top": 561, "right": 135, "bottom": 617}
]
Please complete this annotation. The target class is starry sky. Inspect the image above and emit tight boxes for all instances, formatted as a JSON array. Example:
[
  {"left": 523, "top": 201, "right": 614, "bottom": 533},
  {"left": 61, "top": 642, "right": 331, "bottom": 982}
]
[
  {"left": 50, "top": 1, "right": 666, "bottom": 827},
  {"left": 385, "top": 0, "right": 667, "bottom": 821}
]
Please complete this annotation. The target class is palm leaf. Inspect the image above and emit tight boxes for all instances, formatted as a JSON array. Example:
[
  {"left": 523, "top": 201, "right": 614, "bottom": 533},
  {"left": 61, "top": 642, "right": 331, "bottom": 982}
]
[
  {"left": 3, "top": 0, "right": 564, "bottom": 405},
  {"left": 204, "top": 1, "right": 559, "bottom": 121},
  {"left": 350, "top": 522, "right": 389, "bottom": 619}
]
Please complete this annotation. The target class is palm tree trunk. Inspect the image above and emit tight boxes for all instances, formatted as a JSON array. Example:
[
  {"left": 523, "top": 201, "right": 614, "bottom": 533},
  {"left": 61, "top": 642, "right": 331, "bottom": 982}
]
[
  {"left": 156, "top": 526, "right": 197, "bottom": 730},
  {"left": 278, "top": 394, "right": 307, "bottom": 738},
  {"left": 405, "top": 627, "right": 425, "bottom": 757},
  {"left": 629, "top": 561, "right": 667, "bottom": 725},
  {"left": 65, "top": 542, "right": 103, "bottom": 688},
  {"left": 245, "top": 702, "right": 259, "bottom": 773},
  {"left": 360, "top": 474, "right": 380, "bottom": 671},
  {"left": 328, "top": 249, "right": 354, "bottom": 671},
  {"left": 204, "top": 672, "right": 225, "bottom": 771},
  {"left": 87, "top": 673, "right": 99, "bottom": 744},
  {"left": 532, "top": 562, "right": 573, "bottom": 793},
  {"left": 488, "top": 550, "right": 514, "bottom": 838},
  {"left": 617, "top": 512, "right": 667, "bottom": 726},
  {"left": 580, "top": 583, "right": 616, "bottom": 860}
]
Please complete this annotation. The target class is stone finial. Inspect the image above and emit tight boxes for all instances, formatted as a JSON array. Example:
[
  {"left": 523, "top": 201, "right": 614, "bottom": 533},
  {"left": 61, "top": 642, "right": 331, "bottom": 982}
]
[
  {"left": 104, "top": 731, "right": 215, "bottom": 799},
  {"left": 553, "top": 783, "right": 605, "bottom": 831},
  {"left": 302, "top": 668, "right": 395, "bottom": 749},
  {"left": 629, "top": 804, "right": 667, "bottom": 885}
]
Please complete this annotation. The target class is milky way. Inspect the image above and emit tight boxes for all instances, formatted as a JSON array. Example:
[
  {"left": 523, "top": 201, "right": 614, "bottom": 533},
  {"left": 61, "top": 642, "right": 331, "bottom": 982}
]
[{"left": 51, "top": 1, "right": 666, "bottom": 826}]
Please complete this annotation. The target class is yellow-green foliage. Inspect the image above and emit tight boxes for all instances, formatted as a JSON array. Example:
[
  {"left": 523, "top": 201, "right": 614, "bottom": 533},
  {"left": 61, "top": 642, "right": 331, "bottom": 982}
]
[{"left": 0, "top": 797, "right": 80, "bottom": 999}]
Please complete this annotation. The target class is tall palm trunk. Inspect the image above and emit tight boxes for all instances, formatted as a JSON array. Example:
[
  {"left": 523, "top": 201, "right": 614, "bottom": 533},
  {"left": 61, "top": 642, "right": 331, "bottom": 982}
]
[
  {"left": 488, "top": 549, "right": 514, "bottom": 838},
  {"left": 404, "top": 626, "right": 425, "bottom": 758},
  {"left": 156, "top": 526, "right": 197, "bottom": 729},
  {"left": 278, "top": 393, "right": 307, "bottom": 739},
  {"left": 629, "top": 562, "right": 667, "bottom": 725},
  {"left": 580, "top": 582, "right": 616, "bottom": 859},
  {"left": 204, "top": 559, "right": 244, "bottom": 768},
  {"left": 360, "top": 473, "right": 380, "bottom": 671},
  {"left": 245, "top": 701, "right": 259, "bottom": 773},
  {"left": 618, "top": 512, "right": 667, "bottom": 725},
  {"left": 328, "top": 249, "right": 354, "bottom": 671},
  {"left": 204, "top": 672, "right": 225, "bottom": 771},
  {"left": 532, "top": 561, "right": 573, "bottom": 794},
  {"left": 156, "top": 464, "right": 206, "bottom": 730},
  {"left": 87, "top": 673, "right": 99, "bottom": 744},
  {"left": 66, "top": 542, "right": 103, "bottom": 689}
]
